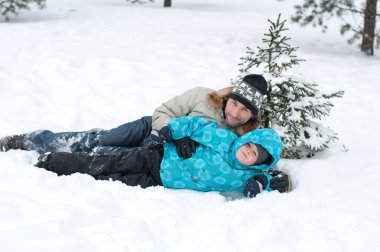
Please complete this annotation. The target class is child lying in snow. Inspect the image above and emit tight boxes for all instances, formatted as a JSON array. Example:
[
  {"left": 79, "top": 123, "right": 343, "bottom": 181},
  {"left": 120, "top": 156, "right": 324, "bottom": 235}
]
[{"left": 35, "top": 116, "right": 287, "bottom": 198}]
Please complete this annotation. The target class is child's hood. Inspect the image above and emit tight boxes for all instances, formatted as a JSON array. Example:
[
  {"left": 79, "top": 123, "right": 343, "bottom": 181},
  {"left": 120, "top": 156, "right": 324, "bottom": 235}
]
[{"left": 229, "top": 128, "right": 283, "bottom": 170}]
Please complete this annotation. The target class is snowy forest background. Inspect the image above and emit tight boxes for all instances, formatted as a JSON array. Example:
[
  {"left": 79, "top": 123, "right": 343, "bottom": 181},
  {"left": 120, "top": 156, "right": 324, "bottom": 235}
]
[{"left": 1, "top": 0, "right": 380, "bottom": 251}]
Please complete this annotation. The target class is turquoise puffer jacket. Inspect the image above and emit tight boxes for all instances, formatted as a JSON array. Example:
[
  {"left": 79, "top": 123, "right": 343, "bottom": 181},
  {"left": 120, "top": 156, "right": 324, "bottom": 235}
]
[{"left": 159, "top": 116, "right": 282, "bottom": 192}]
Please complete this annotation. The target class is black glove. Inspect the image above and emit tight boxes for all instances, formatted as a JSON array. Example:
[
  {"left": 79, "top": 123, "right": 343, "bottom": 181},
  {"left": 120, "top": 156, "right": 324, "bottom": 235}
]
[
  {"left": 147, "top": 126, "right": 173, "bottom": 149},
  {"left": 268, "top": 170, "right": 290, "bottom": 193},
  {"left": 174, "top": 137, "right": 199, "bottom": 159},
  {"left": 244, "top": 177, "right": 265, "bottom": 198}
]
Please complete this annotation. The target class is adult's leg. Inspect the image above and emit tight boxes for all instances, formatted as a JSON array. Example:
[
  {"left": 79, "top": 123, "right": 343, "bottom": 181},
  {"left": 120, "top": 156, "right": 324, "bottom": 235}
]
[
  {"left": 24, "top": 129, "right": 101, "bottom": 154},
  {"left": 23, "top": 116, "right": 152, "bottom": 154},
  {"left": 98, "top": 116, "right": 152, "bottom": 148},
  {"left": 35, "top": 146, "right": 163, "bottom": 187}
]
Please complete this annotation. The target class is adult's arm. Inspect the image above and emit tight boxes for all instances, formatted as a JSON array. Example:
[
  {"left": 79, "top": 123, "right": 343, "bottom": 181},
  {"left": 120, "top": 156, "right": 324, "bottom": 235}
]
[{"left": 152, "top": 87, "right": 213, "bottom": 130}]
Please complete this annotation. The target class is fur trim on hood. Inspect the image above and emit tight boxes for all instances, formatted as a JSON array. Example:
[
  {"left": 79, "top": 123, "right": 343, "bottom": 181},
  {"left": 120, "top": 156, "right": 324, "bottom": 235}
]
[{"left": 206, "top": 87, "right": 261, "bottom": 136}]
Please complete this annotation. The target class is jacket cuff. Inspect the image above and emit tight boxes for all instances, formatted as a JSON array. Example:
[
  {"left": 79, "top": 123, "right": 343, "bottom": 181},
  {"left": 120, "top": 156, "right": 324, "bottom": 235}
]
[{"left": 258, "top": 173, "right": 274, "bottom": 192}]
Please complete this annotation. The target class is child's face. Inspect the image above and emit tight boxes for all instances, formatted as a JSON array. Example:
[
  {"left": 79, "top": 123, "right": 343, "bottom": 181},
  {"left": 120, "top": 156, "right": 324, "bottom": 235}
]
[{"left": 235, "top": 142, "right": 258, "bottom": 166}]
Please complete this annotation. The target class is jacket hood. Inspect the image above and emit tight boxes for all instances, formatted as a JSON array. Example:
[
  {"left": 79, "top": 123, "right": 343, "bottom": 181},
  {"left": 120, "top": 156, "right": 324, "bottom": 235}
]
[
  {"left": 206, "top": 87, "right": 261, "bottom": 136},
  {"left": 228, "top": 128, "right": 282, "bottom": 170}
]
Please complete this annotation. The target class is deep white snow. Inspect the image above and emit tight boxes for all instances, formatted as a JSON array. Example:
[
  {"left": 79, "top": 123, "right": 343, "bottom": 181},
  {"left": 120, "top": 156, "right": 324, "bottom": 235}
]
[{"left": 1, "top": 0, "right": 380, "bottom": 251}]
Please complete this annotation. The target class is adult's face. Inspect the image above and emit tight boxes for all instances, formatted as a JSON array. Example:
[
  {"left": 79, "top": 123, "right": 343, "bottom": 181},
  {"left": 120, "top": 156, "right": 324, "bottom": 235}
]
[{"left": 224, "top": 98, "right": 253, "bottom": 128}]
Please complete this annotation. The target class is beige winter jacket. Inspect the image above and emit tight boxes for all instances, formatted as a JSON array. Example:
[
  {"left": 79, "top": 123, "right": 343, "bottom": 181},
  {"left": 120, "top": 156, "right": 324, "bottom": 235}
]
[{"left": 152, "top": 86, "right": 260, "bottom": 136}]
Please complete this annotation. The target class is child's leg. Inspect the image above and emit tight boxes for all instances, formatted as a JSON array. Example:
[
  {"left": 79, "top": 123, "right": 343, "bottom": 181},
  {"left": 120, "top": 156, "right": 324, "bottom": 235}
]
[
  {"left": 96, "top": 173, "right": 161, "bottom": 188},
  {"left": 35, "top": 147, "right": 163, "bottom": 187}
]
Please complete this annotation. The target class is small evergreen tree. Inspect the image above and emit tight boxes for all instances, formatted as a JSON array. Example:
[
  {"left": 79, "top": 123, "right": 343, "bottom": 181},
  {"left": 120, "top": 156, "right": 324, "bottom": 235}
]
[
  {"left": 234, "top": 14, "right": 344, "bottom": 159},
  {"left": 1, "top": 0, "right": 45, "bottom": 21},
  {"left": 291, "top": 0, "right": 379, "bottom": 56}
]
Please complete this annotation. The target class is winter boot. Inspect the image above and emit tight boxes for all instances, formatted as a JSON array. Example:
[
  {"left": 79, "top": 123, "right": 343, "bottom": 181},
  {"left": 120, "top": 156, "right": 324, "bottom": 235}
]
[{"left": 0, "top": 134, "right": 25, "bottom": 152}]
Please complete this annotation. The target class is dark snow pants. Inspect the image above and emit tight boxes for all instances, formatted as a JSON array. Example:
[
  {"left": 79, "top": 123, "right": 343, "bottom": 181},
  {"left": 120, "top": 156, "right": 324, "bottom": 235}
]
[
  {"left": 24, "top": 116, "right": 152, "bottom": 154},
  {"left": 36, "top": 146, "right": 163, "bottom": 188}
]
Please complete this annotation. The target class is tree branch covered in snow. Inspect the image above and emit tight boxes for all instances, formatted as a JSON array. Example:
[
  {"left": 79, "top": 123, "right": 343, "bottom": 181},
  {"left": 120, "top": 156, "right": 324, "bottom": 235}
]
[
  {"left": 0, "top": 0, "right": 45, "bottom": 21},
  {"left": 291, "top": 0, "right": 380, "bottom": 55}
]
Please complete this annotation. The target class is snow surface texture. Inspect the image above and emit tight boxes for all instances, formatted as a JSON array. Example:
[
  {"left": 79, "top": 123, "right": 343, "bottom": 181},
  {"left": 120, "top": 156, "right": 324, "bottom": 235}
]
[{"left": 1, "top": 0, "right": 380, "bottom": 251}]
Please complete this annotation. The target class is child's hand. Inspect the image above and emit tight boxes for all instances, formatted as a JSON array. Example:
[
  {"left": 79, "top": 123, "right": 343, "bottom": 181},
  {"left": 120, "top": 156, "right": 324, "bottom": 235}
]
[
  {"left": 243, "top": 177, "right": 264, "bottom": 198},
  {"left": 268, "top": 170, "right": 290, "bottom": 193}
]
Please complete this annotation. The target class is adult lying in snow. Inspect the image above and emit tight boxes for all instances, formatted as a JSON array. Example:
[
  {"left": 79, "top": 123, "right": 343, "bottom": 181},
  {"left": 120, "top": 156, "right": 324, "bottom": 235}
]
[
  {"left": 2, "top": 74, "right": 289, "bottom": 194},
  {"left": 1, "top": 74, "right": 267, "bottom": 155},
  {"left": 35, "top": 116, "right": 289, "bottom": 198}
]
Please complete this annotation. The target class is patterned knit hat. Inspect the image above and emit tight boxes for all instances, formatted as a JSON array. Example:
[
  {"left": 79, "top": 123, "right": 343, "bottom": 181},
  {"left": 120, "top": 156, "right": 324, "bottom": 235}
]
[{"left": 229, "top": 74, "right": 267, "bottom": 115}]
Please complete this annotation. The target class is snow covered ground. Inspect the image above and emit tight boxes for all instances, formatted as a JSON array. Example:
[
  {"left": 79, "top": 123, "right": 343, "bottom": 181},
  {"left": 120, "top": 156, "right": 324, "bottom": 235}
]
[{"left": 1, "top": 0, "right": 380, "bottom": 251}]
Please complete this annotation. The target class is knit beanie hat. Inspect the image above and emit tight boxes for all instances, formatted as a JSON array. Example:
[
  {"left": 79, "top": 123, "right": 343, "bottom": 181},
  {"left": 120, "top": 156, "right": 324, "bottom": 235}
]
[
  {"left": 229, "top": 74, "right": 267, "bottom": 115},
  {"left": 255, "top": 144, "right": 270, "bottom": 165}
]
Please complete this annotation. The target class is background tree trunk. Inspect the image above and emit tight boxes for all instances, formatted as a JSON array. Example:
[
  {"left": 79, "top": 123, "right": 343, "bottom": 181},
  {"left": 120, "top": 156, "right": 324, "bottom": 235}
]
[
  {"left": 361, "top": 0, "right": 377, "bottom": 55},
  {"left": 164, "top": 0, "right": 171, "bottom": 7}
]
